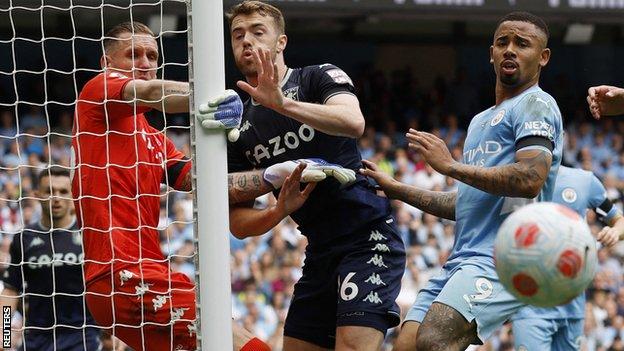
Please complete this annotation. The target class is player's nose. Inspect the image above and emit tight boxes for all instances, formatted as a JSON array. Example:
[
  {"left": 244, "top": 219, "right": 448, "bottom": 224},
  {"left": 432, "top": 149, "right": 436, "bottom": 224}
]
[
  {"left": 242, "top": 32, "right": 253, "bottom": 47},
  {"left": 503, "top": 44, "right": 517, "bottom": 58},
  {"left": 135, "top": 55, "right": 152, "bottom": 69}
]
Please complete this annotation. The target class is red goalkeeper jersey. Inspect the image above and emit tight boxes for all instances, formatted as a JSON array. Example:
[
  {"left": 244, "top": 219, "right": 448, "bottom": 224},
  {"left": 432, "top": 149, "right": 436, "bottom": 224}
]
[{"left": 72, "top": 72, "right": 191, "bottom": 284}]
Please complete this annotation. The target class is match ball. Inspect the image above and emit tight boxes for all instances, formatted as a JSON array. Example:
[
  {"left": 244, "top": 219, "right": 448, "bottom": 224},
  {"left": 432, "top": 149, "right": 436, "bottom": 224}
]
[{"left": 494, "top": 202, "right": 597, "bottom": 307}]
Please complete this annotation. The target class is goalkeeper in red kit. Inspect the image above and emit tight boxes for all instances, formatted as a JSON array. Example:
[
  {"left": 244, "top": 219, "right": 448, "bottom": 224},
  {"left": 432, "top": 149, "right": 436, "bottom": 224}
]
[{"left": 72, "top": 22, "right": 321, "bottom": 351}]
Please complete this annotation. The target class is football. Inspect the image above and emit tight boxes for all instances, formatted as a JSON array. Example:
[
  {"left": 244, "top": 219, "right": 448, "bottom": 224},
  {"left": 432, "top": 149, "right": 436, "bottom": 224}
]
[{"left": 494, "top": 202, "right": 597, "bottom": 307}]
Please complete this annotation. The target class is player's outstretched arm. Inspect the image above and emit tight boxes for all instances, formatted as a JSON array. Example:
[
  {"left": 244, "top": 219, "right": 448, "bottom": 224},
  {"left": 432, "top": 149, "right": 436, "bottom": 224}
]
[
  {"left": 273, "top": 93, "right": 365, "bottom": 138},
  {"left": 446, "top": 148, "right": 551, "bottom": 198},
  {"left": 407, "top": 130, "right": 551, "bottom": 198},
  {"left": 587, "top": 85, "right": 624, "bottom": 119},
  {"left": 236, "top": 49, "right": 364, "bottom": 138},
  {"left": 228, "top": 160, "right": 331, "bottom": 205},
  {"left": 172, "top": 169, "right": 272, "bottom": 201},
  {"left": 123, "top": 79, "right": 190, "bottom": 113},
  {"left": 360, "top": 160, "right": 456, "bottom": 220},
  {"left": 230, "top": 164, "right": 316, "bottom": 238},
  {"left": 228, "top": 170, "right": 273, "bottom": 205}
]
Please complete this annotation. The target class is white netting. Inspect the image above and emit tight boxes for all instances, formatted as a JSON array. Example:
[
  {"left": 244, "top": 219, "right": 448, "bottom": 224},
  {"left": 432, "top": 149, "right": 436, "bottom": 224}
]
[{"left": 0, "top": 1, "right": 196, "bottom": 350}]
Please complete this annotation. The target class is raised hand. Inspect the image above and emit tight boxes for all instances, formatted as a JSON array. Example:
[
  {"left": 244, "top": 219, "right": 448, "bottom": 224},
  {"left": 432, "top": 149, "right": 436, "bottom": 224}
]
[
  {"left": 275, "top": 163, "right": 317, "bottom": 216},
  {"left": 406, "top": 129, "right": 456, "bottom": 175},
  {"left": 596, "top": 226, "right": 620, "bottom": 248},
  {"left": 236, "top": 48, "right": 285, "bottom": 111},
  {"left": 359, "top": 159, "right": 396, "bottom": 192},
  {"left": 587, "top": 85, "right": 624, "bottom": 119}
]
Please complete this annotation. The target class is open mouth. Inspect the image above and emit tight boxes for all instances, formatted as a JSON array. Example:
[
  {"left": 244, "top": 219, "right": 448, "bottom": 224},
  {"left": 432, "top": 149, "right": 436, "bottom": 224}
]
[
  {"left": 242, "top": 50, "right": 254, "bottom": 59},
  {"left": 134, "top": 72, "right": 151, "bottom": 80},
  {"left": 501, "top": 60, "right": 518, "bottom": 75}
]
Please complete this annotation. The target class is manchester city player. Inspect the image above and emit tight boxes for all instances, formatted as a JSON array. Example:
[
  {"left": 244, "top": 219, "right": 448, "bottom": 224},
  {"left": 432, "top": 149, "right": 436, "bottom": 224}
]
[
  {"left": 511, "top": 165, "right": 624, "bottom": 351},
  {"left": 361, "top": 12, "right": 563, "bottom": 350},
  {"left": 0, "top": 167, "right": 101, "bottom": 351},
  {"left": 225, "top": 1, "right": 405, "bottom": 350}
]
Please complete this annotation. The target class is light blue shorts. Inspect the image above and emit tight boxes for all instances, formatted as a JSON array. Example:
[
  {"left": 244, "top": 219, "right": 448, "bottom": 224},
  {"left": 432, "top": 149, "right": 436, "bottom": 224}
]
[
  {"left": 512, "top": 318, "right": 583, "bottom": 351},
  {"left": 405, "top": 259, "right": 524, "bottom": 343}
]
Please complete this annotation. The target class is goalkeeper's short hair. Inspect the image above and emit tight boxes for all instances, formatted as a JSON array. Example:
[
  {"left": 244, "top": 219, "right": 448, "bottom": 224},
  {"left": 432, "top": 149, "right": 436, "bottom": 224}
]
[{"left": 103, "top": 21, "right": 155, "bottom": 53}]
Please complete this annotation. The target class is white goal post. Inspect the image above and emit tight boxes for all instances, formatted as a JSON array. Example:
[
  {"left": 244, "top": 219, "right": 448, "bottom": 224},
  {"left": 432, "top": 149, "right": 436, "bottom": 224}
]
[{"left": 188, "top": 0, "right": 234, "bottom": 350}]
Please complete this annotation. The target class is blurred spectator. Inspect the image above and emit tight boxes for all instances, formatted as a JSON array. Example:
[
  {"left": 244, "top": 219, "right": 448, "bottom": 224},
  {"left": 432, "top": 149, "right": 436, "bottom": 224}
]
[{"left": 412, "top": 163, "right": 445, "bottom": 190}]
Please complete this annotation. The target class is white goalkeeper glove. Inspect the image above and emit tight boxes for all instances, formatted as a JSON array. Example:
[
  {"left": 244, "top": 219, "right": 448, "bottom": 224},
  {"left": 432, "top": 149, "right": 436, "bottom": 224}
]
[
  {"left": 264, "top": 160, "right": 327, "bottom": 189},
  {"left": 301, "top": 158, "right": 357, "bottom": 186},
  {"left": 197, "top": 89, "right": 243, "bottom": 142},
  {"left": 263, "top": 159, "right": 357, "bottom": 189}
]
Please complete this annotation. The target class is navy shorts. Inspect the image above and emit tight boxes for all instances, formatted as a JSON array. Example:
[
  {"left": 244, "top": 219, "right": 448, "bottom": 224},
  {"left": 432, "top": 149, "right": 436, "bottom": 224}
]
[
  {"left": 20, "top": 327, "right": 102, "bottom": 351},
  {"left": 284, "top": 217, "right": 406, "bottom": 348}
]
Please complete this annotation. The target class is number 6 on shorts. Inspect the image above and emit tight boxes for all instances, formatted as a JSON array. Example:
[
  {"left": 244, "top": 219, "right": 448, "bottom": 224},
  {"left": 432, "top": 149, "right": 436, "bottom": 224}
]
[{"left": 338, "top": 272, "right": 358, "bottom": 301}]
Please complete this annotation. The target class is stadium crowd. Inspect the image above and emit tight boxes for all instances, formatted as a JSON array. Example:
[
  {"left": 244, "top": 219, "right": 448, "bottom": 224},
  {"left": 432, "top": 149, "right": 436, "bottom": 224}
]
[{"left": 1, "top": 67, "right": 624, "bottom": 350}]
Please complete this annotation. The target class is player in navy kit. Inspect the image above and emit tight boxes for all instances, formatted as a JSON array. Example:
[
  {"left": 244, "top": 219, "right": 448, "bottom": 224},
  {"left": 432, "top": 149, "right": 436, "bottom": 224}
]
[
  {"left": 225, "top": 2, "right": 406, "bottom": 350},
  {"left": 0, "top": 167, "right": 102, "bottom": 351}
]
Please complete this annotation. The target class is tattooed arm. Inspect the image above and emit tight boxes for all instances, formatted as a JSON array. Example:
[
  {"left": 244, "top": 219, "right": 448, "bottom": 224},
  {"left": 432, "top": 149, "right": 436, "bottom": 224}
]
[
  {"left": 388, "top": 185, "right": 457, "bottom": 221},
  {"left": 228, "top": 170, "right": 273, "bottom": 205},
  {"left": 173, "top": 169, "right": 272, "bottom": 202},
  {"left": 446, "top": 148, "right": 552, "bottom": 198},
  {"left": 407, "top": 130, "right": 553, "bottom": 199},
  {"left": 229, "top": 164, "right": 315, "bottom": 238},
  {"left": 360, "top": 160, "right": 456, "bottom": 220},
  {"left": 179, "top": 164, "right": 317, "bottom": 204},
  {"left": 123, "top": 79, "right": 189, "bottom": 113}
]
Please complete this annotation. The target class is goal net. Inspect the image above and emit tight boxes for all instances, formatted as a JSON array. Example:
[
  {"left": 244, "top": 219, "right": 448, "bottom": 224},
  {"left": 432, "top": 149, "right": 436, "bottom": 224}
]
[{"left": 0, "top": 1, "right": 231, "bottom": 350}]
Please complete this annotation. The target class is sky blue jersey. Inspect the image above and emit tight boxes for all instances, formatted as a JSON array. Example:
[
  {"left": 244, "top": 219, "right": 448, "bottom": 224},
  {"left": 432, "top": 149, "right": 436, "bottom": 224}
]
[
  {"left": 449, "top": 85, "right": 563, "bottom": 264},
  {"left": 513, "top": 166, "right": 619, "bottom": 320}
]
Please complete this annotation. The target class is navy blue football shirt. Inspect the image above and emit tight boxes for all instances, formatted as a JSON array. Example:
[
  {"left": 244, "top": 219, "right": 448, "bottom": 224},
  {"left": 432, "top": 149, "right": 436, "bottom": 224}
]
[
  {"left": 3, "top": 220, "right": 96, "bottom": 334},
  {"left": 227, "top": 64, "right": 392, "bottom": 244}
]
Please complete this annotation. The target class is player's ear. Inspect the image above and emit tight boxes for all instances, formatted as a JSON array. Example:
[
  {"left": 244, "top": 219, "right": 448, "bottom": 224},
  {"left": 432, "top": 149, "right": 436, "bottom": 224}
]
[
  {"left": 489, "top": 45, "right": 494, "bottom": 64},
  {"left": 276, "top": 34, "right": 287, "bottom": 54},
  {"left": 100, "top": 55, "right": 111, "bottom": 69},
  {"left": 539, "top": 48, "right": 551, "bottom": 68}
]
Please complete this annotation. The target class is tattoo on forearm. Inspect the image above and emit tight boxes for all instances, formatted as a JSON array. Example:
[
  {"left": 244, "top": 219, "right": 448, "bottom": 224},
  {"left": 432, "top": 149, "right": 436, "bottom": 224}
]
[
  {"left": 163, "top": 88, "right": 189, "bottom": 96},
  {"left": 228, "top": 171, "right": 272, "bottom": 204},
  {"left": 237, "top": 175, "right": 247, "bottom": 189},
  {"left": 407, "top": 188, "right": 457, "bottom": 220},
  {"left": 397, "top": 186, "right": 456, "bottom": 220},
  {"left": 252, "top": 175, "right": 262, "bottom": 189},
  {"left": 447, "top": 149, "right": 552, "bottom": 198}
]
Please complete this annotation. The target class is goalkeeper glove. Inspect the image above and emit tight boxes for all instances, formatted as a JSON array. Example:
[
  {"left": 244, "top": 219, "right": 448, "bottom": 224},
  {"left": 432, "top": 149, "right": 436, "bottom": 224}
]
[
  {"left": 263, "top": 160, "right": 327, "bottom": 189},
  {"left": 197, "top": 89, "right": 243, "bottom": 142},
  {"left": 263, "top": 159, "right": 357, "bottom": 189},
  {"left": 301, "top": 158, "right": 357, "bottom": 186}
]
